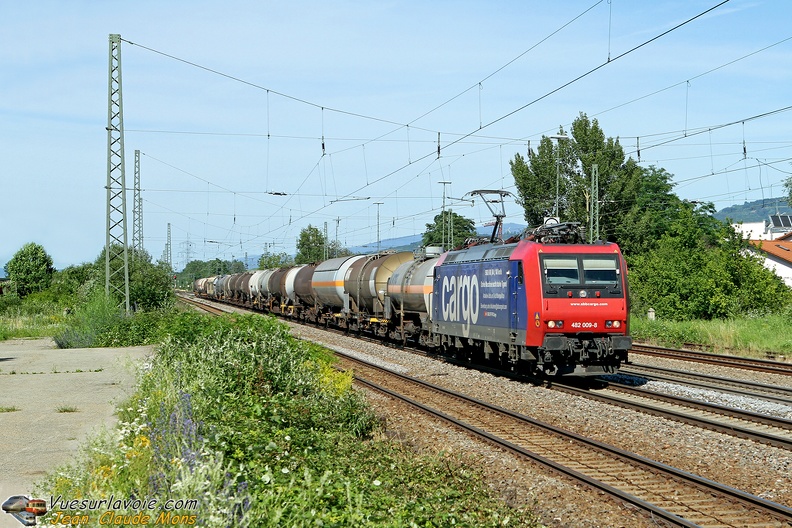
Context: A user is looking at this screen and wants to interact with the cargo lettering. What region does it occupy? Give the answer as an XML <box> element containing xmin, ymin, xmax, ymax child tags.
<box><xmin>441</xmin><ymin>273</ymin><xmax>480</xmax><ymax>336</ymax></box>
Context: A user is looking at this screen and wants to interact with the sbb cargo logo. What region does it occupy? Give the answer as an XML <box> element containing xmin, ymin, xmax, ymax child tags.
<box><xmin>439</xmin><ymin>272</ymin><xmax>480</xmax><ymax>336</ymax></box>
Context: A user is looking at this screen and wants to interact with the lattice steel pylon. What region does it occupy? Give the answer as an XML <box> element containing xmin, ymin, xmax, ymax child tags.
<box><xmin>132</xmin><ymin>149</ymin><xmax>143</xmax><ymax>253</ymax></box>
<box><xmin>105</xmin><ymin>33</ymin><xmax>130</xmax><ymax>313</ymax></box>
<box><xmin>164</xmin><ymin>223</ymin><xmax>172</xmax><ymax>269</ymax></box>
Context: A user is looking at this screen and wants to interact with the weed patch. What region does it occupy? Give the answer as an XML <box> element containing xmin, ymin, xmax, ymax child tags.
<box><xmin>38</xmin><ymin>312</ymin><xmax>541</xmax><ymax>527</ymax></box>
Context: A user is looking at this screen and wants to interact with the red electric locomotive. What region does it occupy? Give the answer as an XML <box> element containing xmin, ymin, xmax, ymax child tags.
<box><xmin>430</xmin><ymin>222</ymin><xmax>631</xmax><ymax>376</ymax></box>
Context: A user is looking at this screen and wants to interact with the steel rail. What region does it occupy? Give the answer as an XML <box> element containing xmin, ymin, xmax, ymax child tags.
<box><xmin>338</xmin><ymin>352</ymin><xmax>792</xmax><ymax>527</ymax></box>
<box><xmin>631</xmin><ymin>343</ymin><xmax>792</xmax><ymax>376</ymax></box>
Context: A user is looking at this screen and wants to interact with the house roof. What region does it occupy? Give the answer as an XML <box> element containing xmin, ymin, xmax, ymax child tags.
<box><xmin>778</xmin><ymin>231</ymin><xmax>792</xmax><ymax>241</ymax></box>
<box><xmin>749</xmin><ymin>239</ymin><xmax>792</xmax><ymax>265</ymax></box>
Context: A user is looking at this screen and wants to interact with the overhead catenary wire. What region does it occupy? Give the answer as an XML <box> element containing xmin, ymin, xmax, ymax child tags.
<box><xmin>126</xmin><ymin>0</ymin><xmax>792</xmax><ymax>263</ymax></box>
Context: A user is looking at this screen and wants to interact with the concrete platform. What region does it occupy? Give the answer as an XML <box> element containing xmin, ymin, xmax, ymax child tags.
<box><xmin>0</xmin><ymin>338</ymin><xmax>152</xmax><ymax>528</ymax></box>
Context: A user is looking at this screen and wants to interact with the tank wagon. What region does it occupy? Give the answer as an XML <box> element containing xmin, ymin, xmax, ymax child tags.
<box><xmin>194</xmin><ymin>223</ymin><xmax>631</xmax><ymax>377</ymax></box>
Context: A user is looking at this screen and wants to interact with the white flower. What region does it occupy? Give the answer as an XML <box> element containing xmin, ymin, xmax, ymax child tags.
<box><xmin>373</xmin><ymin>480</ymin><xmax>381</xmax><ymax>486</ymax></box>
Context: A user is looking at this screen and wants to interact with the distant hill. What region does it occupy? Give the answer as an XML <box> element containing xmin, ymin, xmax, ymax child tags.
<box><xmin>346</xmin><ymin>223</ymin><xmax>528</xmax><ymax>254</ymax></box>
<box><xmin>714</xmin><ymin>197</ymin><xmax>791</xmax><ymax>223</ymax></box>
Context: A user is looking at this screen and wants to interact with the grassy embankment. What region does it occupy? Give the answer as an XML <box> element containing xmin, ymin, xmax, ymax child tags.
<box><xmin>3</xmin><ymin>290</ymin><xmax>791</xmax><ymax>358</ymax></box>
<box><xmin>32</xmin><ymin>309</ymin><xmax>541</xmax><ymax>527</ymax></box>
<box><xmin>631</xmin><ymin>309</ymin><xmax>792</xmax><ymax>359</ymax></box>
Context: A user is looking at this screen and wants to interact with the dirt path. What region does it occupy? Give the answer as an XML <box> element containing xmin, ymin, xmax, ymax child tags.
<box><xmin>0</xmin><ymin>338</ymin><xmax>152</xmax><ymax>528</ymax></box>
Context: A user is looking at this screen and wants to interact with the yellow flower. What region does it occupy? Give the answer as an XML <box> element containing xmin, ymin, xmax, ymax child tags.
<box><xmin>94</xmin><ymin>465</ymin><xmax>114</xmax><ymax>479</ymax></box>
<box><xmin>133</xmin><ymin>435</ymin><xmax>151</xmax><ymax>449</ymax></box>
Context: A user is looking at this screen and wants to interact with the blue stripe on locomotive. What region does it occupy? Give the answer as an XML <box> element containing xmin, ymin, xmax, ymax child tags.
<box><xmin>432</xmin><ymin>258</ymin><xmax>528</xmax><ymax>341</ymax></box>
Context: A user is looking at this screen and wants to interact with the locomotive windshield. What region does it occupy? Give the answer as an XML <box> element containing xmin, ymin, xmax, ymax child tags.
<box><xmin>542</xmin><ymin>255</ymin><xmax>620</xmax><ymax>286</ymax></box>
<box><xmin>543</xmin><ymin>257</ymin><xmax>579</xmax><ymax>284</ymax></box>
<box><xmin>582</xmin><ymin>257</ymin><xmax>619</xmax><ymax>284</ymax></box>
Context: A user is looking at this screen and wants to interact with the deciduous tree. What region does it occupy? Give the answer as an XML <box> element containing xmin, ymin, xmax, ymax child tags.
<box><xmin>422</xmin><ymin>211</ymin><xmax>477</xmax><ymax>249</ymax></box>
<box><xmin>295</xmin><ymin>225</ymin><xmax>326</xmax><ymax>264</ymax></box>
<box><xmin>4</xmin><ymin>242</ymin><xmax>54</xmax><ymax>297</ymax></box>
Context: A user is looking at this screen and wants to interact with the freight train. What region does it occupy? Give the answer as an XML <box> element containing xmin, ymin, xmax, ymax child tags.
<box><xmin>193</xmin><ymin>221</ymin><xmax>631</xmax><ymax>377</ymax></box>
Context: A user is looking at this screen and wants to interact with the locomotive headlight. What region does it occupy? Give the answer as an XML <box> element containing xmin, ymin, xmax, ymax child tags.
<box><xmin>613</xmin><ymin>320</ymin><xmax>622</xmax><ymax>329</ymax></box>
<box><xmin>548</xmin><ymin>320</ymin><xmax>555</xmax><ymax>328</ymax></box>
<box><xmin>547</xmin><ymin>320</ymin><xmax>564</xmax><ymax>329</ymax></box>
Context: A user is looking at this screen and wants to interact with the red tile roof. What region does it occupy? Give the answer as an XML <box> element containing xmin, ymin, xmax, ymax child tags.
<box><xmin>749</xmin><ymin>239</ymin><xmax>792</xmax><ymax>265</ymax></box>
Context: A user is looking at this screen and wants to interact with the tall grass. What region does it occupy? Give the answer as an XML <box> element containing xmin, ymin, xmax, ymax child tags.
<box><xmin>0</xmin><ymin>292</ymin><xmax>68</xmax><ymax>340</ymax></box>
<box><xmin>631</xmin><ymin>308</ymin><xmax>792</xmax><ymax>358</ymax></box>
<box><xmin>52</xmin><ymin>291</ymin><xmax>123</xmax><ymax>348</ymax></box>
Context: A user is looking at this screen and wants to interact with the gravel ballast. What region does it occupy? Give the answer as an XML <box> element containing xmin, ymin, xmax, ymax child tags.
<box><xmin>286</xmin><ymin>323</ymin><xmax>792</xmax><ymax>527</ymax></box>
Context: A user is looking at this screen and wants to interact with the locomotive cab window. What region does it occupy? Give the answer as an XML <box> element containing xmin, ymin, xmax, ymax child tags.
<box><xmin>582</xmin><ymin>257</ymin><xmax>619</xmax><ymax>285</ymax></box>
<box><xmin>541</xmin><ymin>255</ymin><xmax>620</xmax><ymax>286</ymax></box>
<box><xmin>542</xmin><ymin>257</ymin><xmax>580</xmax><ymax>284</ymax></box>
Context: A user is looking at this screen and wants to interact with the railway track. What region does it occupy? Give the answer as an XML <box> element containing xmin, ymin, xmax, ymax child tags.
<box><xmin>180</xmin><ymin>293</ymin><xmax>792</xmax><ymax>450</ymax></box>
<box><xmin>616</xmin><ymin>364</ymin><xmax>792</xmax><ymax>406</ymax></box>
<box><xmin>178</xmin><ymin>294</ymin><xmax>792</xmax><ymax>524</ymax></box>
<box><xmin>338</xmin><ymin>352</ymin><xmax>792</xmax><ymax>527</ymax></box>
<box><xmin>631</xmin><ymin>343</ymin><xmax>792</xmax><ymax>376</ymax></box>
<box><xmin>553</xmin><ymin>381</ymin><xmax>792</xmax><ymax>451</ymax></box>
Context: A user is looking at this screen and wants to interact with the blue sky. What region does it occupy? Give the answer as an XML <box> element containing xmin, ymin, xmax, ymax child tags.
<box><xmin>2</xmin><ymin>1</ymin><xmax>791</xmax><ymax>273</ymax></box>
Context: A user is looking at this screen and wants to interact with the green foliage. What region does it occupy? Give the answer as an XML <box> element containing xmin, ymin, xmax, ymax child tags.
<box><xmin>628</xmin><ymin>205</ymin><xmax>792</xmax><ymax>320</ymax></box>
<box><xmin>511</xmin><ymin>146</ymin><xmax>559</xmax><ymax>226</ymax></box>
<box><xmin>53</xmin><ymin>290</ymin><xmax>124</xmax><ymax>348</ymax></box>
<box><xmin>4</xmin><ymin>242</ymin><xmax>55</xmax><ymax>297</ymax></box>
<box><xmin>258</xmin><ymin>251</ymin><xmax>294</xmax><ymax>270</ymax></box>
<box><xmin>178</xmin><ymin>257</ymin><xmax>245</xmax><ymax>289</ymax></box>
<box><xmin>608</xmin><ymin>165</ymin><xmax>684</xmax><ymax>256</ymax></box>
<box><xmin>48</xmin><ymin>263</ymin><xmax>96</xmax><ymax>309</ymax></box>
<box><xmin>93</xmin><ymin>246</ymin><xmax>175</xmax><ymax>311</ymax></box>
<box><xmin>785</xmin><ymin>175</ymin><xmax>792</xmax><ymax>207</ymax></box>
<box><xmin>129</xmin><ymin>253</ymin><xmax>175</xmax><ymax>310</ymax></box>
<box><xmin>0</xmin><ymin>292</ymin><xmax>22</xmax><ymax>315</ymax></box>
<box><xmin>632</xmin><ymin>309</ymin><xmax>792</xmax><ymax>356</ymax></box>
<box><xmin>295</xmin><ymin>224</ymin><xmax>326</xmax><ymax>264</ymax></box>
<box><xmin>714</xmin><ymin>197</ymin><xmax>792</xmax><ymax>222</ymax></box>
<box><xmin>94</xmin><ymin>309</ymin><xmax>172</xmax><ymax>347</ymax></box>
<box><xmin>422</xmin><ymin>211</ymin><xmax>477</xmax><ymax>249</ymax></box>
<box><xmin>41</xmin><ymin>311</ymin><xmax>540</xmax><ymax>526</ymax></box>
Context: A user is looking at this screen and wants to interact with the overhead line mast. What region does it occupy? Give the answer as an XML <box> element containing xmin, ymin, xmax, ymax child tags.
<box><xmin>133</xmin><ymin>149</ymin><xmax>143</xmax><ymax>253</ymax></box>
<box><xmin>105</xmin><ymin>33</ymin><xmax>130</xmax><ymax>313</ymax></box>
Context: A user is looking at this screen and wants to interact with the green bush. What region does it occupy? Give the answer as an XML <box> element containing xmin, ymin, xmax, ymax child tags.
<box><xmin>53</xmin><ymin>291</ymin><xmax>123</xmax><ymax>348</ymax></box>
<box><xmin>40</xmin><ymin>311</ymin><xmax>541</xmax><ymax>527</ymax></box>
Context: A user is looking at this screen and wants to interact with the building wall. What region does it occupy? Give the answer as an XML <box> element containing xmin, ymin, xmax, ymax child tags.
<box><xmin>733</xmin><ymin>221</ymin><xmax>769</xmax><ymax>240</ymax></box>
<box><xmin>760</xmin><ymin>254</ymin><xmax>792</xmax><ymax>288</ymax></box>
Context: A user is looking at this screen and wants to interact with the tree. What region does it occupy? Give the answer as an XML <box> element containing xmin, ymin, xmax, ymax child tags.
<box><xmin>93</xmin><ymin>246</ymin><xmax>174</xmax><ymax>311</ymax></box>
<box><xmin>295</xmin><ymin>225</ymin><xmax>326</xmax><ymax>264</ymax></box>
<box><xmin>129</xmin><ymin>250</ymin><xmax>175</xmax><ymax>310</ymax></box>
<box><xmin>49</xmin><ymin>262</ymin><xmax>96</xmax><ymax>305</ymax></box>
<box><xmin>608</xmin><ymin>165</ymin><xmax>684</xmax><ymax>256</ymax></box>
<box><xmin>511</xmin><ymin>145</ymin><xmax>561</xmax><ymax>226</ymax></box>
<box><xmin>4</xmin><ymin>242</ymin><xmax>54</xmax><ymax>297</ymax></box>
<box><xmin>785</xmin><ymin>175</ymin><xmax>792</xmax><ymax>206</ymax></box>
<box><xmin>422</xmin><ymin>211</ymin><xmax>477</xmax><ymax>249</ymax></box>
<box><xmin>180</xmin><ymin>258</ymin><xmax>245</xmax><ymax>281</ymax></box>
<box><xmin>628</xmin><ymin>203</ymin><xmax>792</xmax><ymax>320</ymax></box>
<box><xmin>512</xmin><ymin>113</ymin><xmax>639</xmax><ymax>243</ymax></box>
<box><xmin>258</xmin><ymin>251</ymin><xmax>294</xmax><ymax>269</ymax></box>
